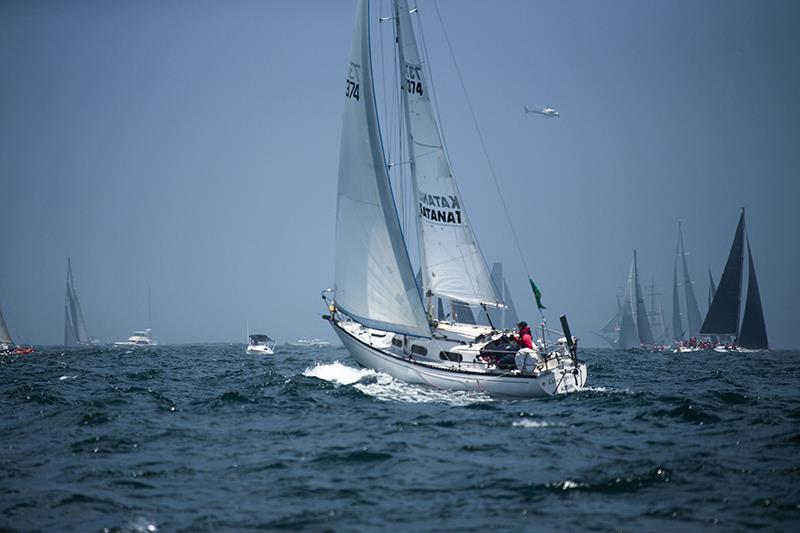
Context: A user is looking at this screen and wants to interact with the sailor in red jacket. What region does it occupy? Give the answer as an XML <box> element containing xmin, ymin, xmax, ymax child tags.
<box><xmin>515</xmin><ymin>321</ymin><xmax>533</xmax><ymax>350</ymax></box>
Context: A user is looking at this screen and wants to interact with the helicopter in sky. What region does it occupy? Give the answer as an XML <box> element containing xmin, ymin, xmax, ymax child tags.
<box><xmin>524</xmin><ymin>105</ymin><xmax>559</xmax><ymax>117</ymax></box>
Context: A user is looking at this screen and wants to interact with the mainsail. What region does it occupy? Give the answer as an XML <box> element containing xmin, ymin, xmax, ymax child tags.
<box><xmin>632</xmin><ymin>251</ymin><xmax>655</xmax><ymax>345</ymax></box>
<box><xmin>678</xmin><ymin>223</ymin><xmax>702</xmax><ymax>336</ymax></box>
<box><xmin>738</xmin><ymin>236</ymin><xmax>768</xmax><ymax>349</ymax></box>
<box><xmin>333</xmin><ymin>0</ymin><xmax>431</xmax><ymax>338</ymax></box>
<box><xmin>64</xmin><ymin>258</ymin><xmax>91</xmax><ymax>346</ymax></box>
<box><xmin>0</xmin><ymin>301</ymin><xmax>13</xmax><ymax>345</ymax></box>
<box><xmin>394</xmin><ymin>0</ymin><xmax>501</xmax><ymax>308</ymax></box>
<box><xmin>700</xmin><ymin>211</ymin><xmax>745</xmax><ymax>337</ymax></box>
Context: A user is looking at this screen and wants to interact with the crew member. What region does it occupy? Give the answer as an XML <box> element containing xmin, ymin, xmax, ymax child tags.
<box><xmin>515</xmin><ymin>321</ymin><xmax>533</xmax><ymax>350</ymax></box>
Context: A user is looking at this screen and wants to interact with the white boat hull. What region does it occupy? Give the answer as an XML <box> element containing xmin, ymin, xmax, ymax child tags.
<box><xmin>246</xmin><ymin>345</ymin><xmax>275</xmax><ymax>355</ymax></box>
<box><xmin>332</xmin><ymin>321</ymin><xmax>586</xmax><ymax>398</ymax></box>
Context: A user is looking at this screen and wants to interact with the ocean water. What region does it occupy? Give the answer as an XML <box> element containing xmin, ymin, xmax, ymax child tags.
<box><xmin>1</xmin><ymin>344</ymin><xmax>798</xmax><ymax>532</ymax></box>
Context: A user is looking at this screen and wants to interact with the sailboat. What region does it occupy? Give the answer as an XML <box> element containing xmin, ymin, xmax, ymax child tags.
<box><xmin>64</xmin><ymin>258</ymin><xmax>94</xmax><ymax>347</ymax></box>
<box><xmin>0</xmin><ymin>300</ymin><xmax>33</xmax><ymax>355</ymax></box>
<box><xmin>700</xmin><ymin>208</ymin><xmax>768</xmax><ymax>351</ymax></box>
<box><xmin>322</xmin><ymin>0</ymin><xmax>585</xmax><ymax>398</ymax></box>
<box><xmin>594</xmin><ymin>296</ymin><xmax>621</xmax><ymax>349</ymax></box>
<box><xmin>616</xmin><ymin>250</ymin><xmax>656</xmax><ymax>349</ymax></box>
<box><xmin>114</xmin><ymin>286</ymin><xmax>157</xmax><ymax>347</ymax></box>
<box><xmin>671</xmin><ymin>223</ymin><xmax>705</xmax><ymax>351</ymax></box>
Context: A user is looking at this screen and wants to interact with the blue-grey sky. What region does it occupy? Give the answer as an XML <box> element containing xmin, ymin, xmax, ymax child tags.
<box><xmin>1</xmin><ymin>0</ymin><xmax>798</xmax><ymax>347</ymax></box>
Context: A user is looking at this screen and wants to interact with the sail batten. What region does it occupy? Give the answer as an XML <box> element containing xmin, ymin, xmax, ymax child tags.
<box><xmin>394</xmin><ymin>0</ymin><xmax>500</xmax><ymax>308</ymax></box>
<box><xmin>333</xmin><ymin>0</ymin><xmax>431</xmax><ymax>338</ymax></box>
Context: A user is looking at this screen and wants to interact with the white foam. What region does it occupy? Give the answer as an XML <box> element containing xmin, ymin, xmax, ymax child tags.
<box><xmin>303</xmin><ymin>361</ymin><xmax>377</xmax><ymax>386</ymax></box>
<box><xmin>512</xmin><ymin>419</ymin><xmax>565</xmax><ymax>429</ymax></box>
<box><xmin>303</xmin><ymin>361</ymin><xmax>492</xmax><ymax>406</ymax></box>
<box><xmin>58</xmin><ymin>375</ymin><xmax>77</xmax><ymax>381</ymax></box>
<box><xmin>581</xmin><ymin>385</ymin><xmax>635</xmax><ymax>395</ymax></box>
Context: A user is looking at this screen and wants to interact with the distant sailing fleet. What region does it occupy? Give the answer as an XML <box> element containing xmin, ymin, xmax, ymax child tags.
<box><xmin>0</xmin><ymin>258</ymin><xmax>155</xmax><ymax>354</ymax></box>
<box><xmin>596</xmin><ymin>208</ymin><xmax>768</xmax><ymax>352</ymax></box>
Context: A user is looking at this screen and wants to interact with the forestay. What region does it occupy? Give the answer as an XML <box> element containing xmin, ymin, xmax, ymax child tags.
<box><xmin>395</xmin><ymin>0</ymin><xmax>501</xmax><ymax>307</ymax></box>
<box><xmin>334</xmin><ymin>0</ymin><xmax>431</xmax><ymax>338</ymax></box>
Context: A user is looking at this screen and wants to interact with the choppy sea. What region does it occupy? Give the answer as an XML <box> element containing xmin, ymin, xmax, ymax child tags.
<box><xmin>1</xmin><ymin>344</ymin><xmax>798</xmax><ymax>532</ymax></box>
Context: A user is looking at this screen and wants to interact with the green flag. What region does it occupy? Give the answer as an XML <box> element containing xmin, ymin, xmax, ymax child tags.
<box><xmin>528</xmin><ymin>277</ymin><xmax>546</xmax><ymax>310</ymax></box>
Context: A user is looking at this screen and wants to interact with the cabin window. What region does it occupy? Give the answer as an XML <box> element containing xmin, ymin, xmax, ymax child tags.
<box><xmin>392</xmin><ymin>338</ymin><xmax>402</xmax><ymax>348</ymax></box>
<box><xmin>439</xmin><ymin>351</ymin><xmax>462</xmax><ymax>362</ymax></box>
<box><xmin>411</xmin><ymin>345</ymin><xmax>428</xmax><ymax>356</ymax></box>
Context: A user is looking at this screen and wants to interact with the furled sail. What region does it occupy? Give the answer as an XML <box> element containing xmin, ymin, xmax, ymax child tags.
<box><xmin>0</xmin><ymin>302</ymin><xmax>13</xmax><ymax>345</ymax></box>
<box><xmin>738</xmin><ymin>236</ymin><xmax>768</xmax><ymax>349</ymax></box>
<box><xmin>64</xmin><ymin>258</ymin><xmax>90</xmax><ymax>346</ymax></box>
<box><xmin>700</xmin><ymin>210</ymin><xmax>745</xmax><ymax>336</ymax></box>
<box><xmin>334</xmin><ymin>0</ymin><xmax>431</xmax><ymax>338</ymax></box>
<box><xmin>394</xmin><ymin>0</ymin><xmax>501</xmax><ymax>307</ymax></box>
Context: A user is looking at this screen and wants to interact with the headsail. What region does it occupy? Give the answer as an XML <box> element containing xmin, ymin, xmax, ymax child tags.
<box><xmin>394</xmin><ymin>0</ymin><xmax>501</xmax><ymax>308</ymax></box>
<box><xmin>0</xmin><ymin>301</ymin><xmax>13</xmax><ymax>345</ymax></box>
<box><xmin>700</xmin><ymin>210</ymin><xmax>745</xmax><ymax>337</ymax></box>
<box><xmin>738</xmin><ymin>236</ymin><xmax>768</xmax><ymax>349</ymax></box>
<box><xmin>334</xmin><ymin>0</ymin><xmax>431</xmax><ymax>338</ymax></box>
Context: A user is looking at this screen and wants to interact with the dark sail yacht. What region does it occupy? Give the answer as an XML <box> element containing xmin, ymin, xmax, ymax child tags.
<box><xmin>700</xmin><ymin>208</ymin><xmax>768</xmax><ymax>351</ymax></box>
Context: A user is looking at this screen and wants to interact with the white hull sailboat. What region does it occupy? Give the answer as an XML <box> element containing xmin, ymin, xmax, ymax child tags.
<box><xmin>323</xmin><ymin>1</ymin><xmax>586</xmax><ymax>398</ymax></box>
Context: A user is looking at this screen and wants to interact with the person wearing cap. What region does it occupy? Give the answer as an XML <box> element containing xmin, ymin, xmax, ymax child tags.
<box><xmin>515</xmin><ymin>321</ymin><xmax>533</xmax><ymax>350</ymax></box>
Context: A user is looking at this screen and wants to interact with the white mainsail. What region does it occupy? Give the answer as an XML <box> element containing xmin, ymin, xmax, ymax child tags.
<box><xmin>334</xmin><ymin>0</ymin><xmax>431</xmax><ymax>338</ymax></box>
<box><xmin>395</xmin><ymin>0</ymin><xmax>501</xmax><ymax>308</ymax></box>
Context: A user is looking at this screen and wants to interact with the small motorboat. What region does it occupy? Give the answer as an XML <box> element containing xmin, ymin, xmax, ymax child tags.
<box><xmin>247</xmin><ymin>334</ymin><xmax>276</xmax><ymax>355</ymax></box>
<box><xmin>114</xmin><ymin>328</ymin><xmax>156</xmax><ymax>347</ymax></box>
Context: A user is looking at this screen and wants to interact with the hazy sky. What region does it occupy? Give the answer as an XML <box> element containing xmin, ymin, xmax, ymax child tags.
<box><xmin>1</xmin><ymin>0</ymin><xmax>798</xmax><ymax>347</ymax></box>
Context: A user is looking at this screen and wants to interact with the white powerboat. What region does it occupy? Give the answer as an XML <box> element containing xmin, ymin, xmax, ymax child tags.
<box><xmin>247</xmin><ymin>334</ymin><xmax>276</xmax><ymax>354</ymax></box>
<box><xmin>114</xmin><ymin>328</ymin><xmax>156</xmax><ymax>347</ymax></box>
<box><xmin>322</xmin><ymin>1</ymin><xmax>586</xmax><ymax>398</ymax></box>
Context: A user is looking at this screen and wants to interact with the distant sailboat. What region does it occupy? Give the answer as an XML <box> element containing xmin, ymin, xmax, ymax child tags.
<box><xmin>594</xmin><ymin>296</ymin><xmax>621</xmax><ymax>348</ymax></box>
<box><xmin>322</xmin><ymin>0</ymin><xmax>585</xmax><ymax>397</ymax></box>
<box><xmin>64</xmin><ymin>258</ymin><xmax>92</xmax><ymax>347</ymax></box>
<box><xmin>0</xmin><ymin>300</ymin><xmax>33</xmax><ymax>355</ymax></box>
<box><xmin>617</xmin><ymin>250</ymin><xmax>655</xmax><ymax>349</ymax></box>
<box><xmin>700</xmin><ymin>208</ymin><xmax>768</xmax><ymax>350</ymax></box>
<box><xmin>0</xmin><ymin>301</ymin><xmax>14</xmax><ymax>348</ymax></box>
<box><xmin>484</xmin><ymin>262</ymin><xmax>520</xmax><ymax>330</ymax></box>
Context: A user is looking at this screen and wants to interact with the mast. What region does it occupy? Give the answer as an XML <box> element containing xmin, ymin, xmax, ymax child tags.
<box><xmin>700</xmin><ymin>209</ymin><xmax>745</xmax><ymax>339</ymax></box>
